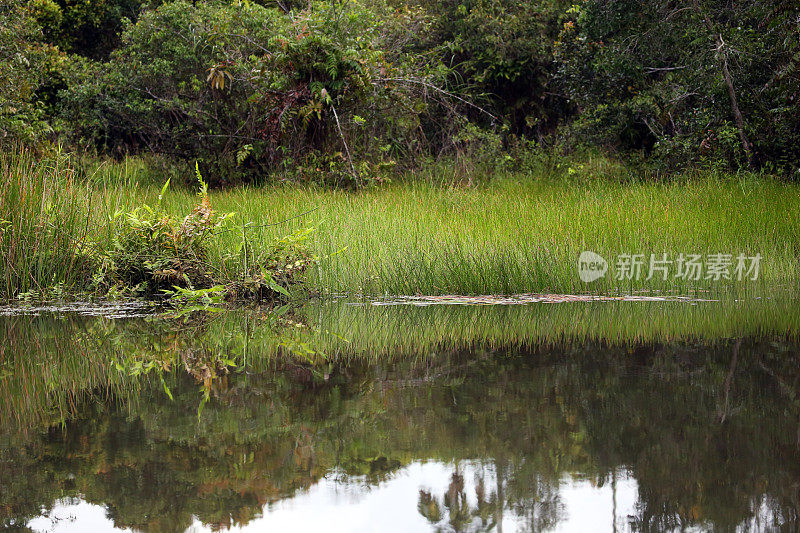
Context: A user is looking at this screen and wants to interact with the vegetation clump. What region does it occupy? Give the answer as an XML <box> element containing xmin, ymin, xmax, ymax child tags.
<box><xmin>0</xmin><ymin>148</ymin><xmax>313</xmax><ymax>301</ymax></box>
<box><xmin>98</xmin><ymin>170</ymin><xmax>231</xmax><ymax>296</ymax></box>
<box><xmin>97</xmin><ymin>167</ymin><xmax>314</xmax><ymax>301</ymax></box>
<box><xmin>0</xmin><ymin>147</ymin><xmax>94</xmax><ymax>298</ymax></box>
<box><xmin>224</xmin><ymin>228</ymin><xmax>316</xmax><ymax>302</ymax></box>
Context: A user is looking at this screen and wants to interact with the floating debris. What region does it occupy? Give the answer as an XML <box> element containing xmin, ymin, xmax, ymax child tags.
<box><xmin>370</xmin><ymin>293</ymin><xmax>717</xmax><ymax>307</ymax></box>
<box><xmin>0</xmin><ymin>300</ymin><xmax>158</xmax><ymax>318</ymax></box>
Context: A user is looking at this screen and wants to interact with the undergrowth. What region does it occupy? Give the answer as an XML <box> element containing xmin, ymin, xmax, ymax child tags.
<box><xmin>0</xmin><ymin>146</ymin><xmax>95</xmax><ymax>297</ymax></box>
<box><xmin>94</xmin><ymin>164</ymin><xmax>316</xmax><ymax>302</ymax></box>
<box><xmin>2</xmin><ymin>149</ymin><xmax>314</xmax><ymax>302</ymax></box>
<box><xmin>3</xmin><ymin>146</ymin><xmax>800</xmax><ymax>300</ymax></box>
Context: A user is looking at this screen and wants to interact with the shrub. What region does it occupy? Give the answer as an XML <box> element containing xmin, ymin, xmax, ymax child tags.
<box><xmin>414</xmin><ymin>0</ymin><xmax>570</xmax><ymax>137</ymax></box>
<box><xmin>62</xmin><ymin>0</ymin><xmax>442</xmax><ymax>186</ymax></box>
<box><xmin>29</xmin><ymin>0</ymin><xmax>147</xmax><ymax>58</ymax></box>
<box><xmin>554</xmin><ymin>0</ymin><xmax>800</xmax><ymax>172</ymax></box>
<box><xmin>101</xmin><ymin>173</ymin><xmax>233</xmax><ymax>295</ymax></box>
<box><xmin>99</xmin><ymin>165</ymin><xmax>313</xmax><ymax>300</ymax></box>
<box><xmin>225</xmin><ymin>227</ymin><xmax>316</xmax><ymax>301</ymax></box>
<box><xmin>0</xmin><ymin>0</ymin><xmax>65</xmax><ymax>144</ymax></box>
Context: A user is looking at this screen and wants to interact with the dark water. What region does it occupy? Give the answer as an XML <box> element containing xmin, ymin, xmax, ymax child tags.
<box><xmin>1</xmin><ymin>300</ymin><xmax>799</xmax><ymax>532</ymax></box>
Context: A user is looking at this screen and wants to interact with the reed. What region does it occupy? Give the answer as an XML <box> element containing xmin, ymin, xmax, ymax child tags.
<box><xmin>3</xmin><ymin>148</ymin><xmax>800</xmax><ymax>298</ymax></box>
<box><xmin>0</xmin><ymin>147</ymin><xmax>95</xmax><ymax>297</ymax></box>
<box><xmin>195</xmin><ymin>174</ymin><xmax>800</xmax><ymax>296</ymax></box>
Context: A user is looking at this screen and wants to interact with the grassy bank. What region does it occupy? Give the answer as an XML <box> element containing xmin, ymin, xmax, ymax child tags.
<box><xmin>3</xmin><ymin>150</ymin><xmax>800</xmax><ymax>298</ymax></box>
<box><xmin>202</xmin><ymin>176</ymin><xmax>800</xmax><ymax>296</ymax></box>
<box><xmin>0</xmin><ymin>149</ymin><xmax>96</xmax><ymax>297</ymax></box>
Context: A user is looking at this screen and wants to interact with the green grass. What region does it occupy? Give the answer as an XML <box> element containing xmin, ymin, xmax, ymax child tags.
<box><xmin>174</xmin><ymin>173</ymin><xmax>800</xmax><ymax>297</ymax></box>
<box><xmin>3</xmin><ymin>148</ymin><xmax>800</xmax><ymax>298</ymax></box>
<box><xmin>0</xmin><ymin>148</ymin><xmax>96</xmax><ymax>297</ymax></box>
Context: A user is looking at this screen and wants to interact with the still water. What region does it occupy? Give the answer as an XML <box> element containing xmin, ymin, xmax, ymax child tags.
<box><xmin>1</xmin><ymin>298</ymin><xmax>799</xmax><ymax>532</ymax></box>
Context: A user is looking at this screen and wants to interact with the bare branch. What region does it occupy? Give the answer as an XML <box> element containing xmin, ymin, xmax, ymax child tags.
<box><xmin>377</xmin><ymin>77</ymin><xmax>498</xmax><ymax>122</ymax></box>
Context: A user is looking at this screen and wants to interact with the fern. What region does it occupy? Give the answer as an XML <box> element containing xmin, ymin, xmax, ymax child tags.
<box><xmin>195</xmin><ymin>162</ymin><xmax>208</xmax><ymax>199</ymax></box>
<box><xmin>325</xmin><ymin>53</ymin><xmax>339</xmax><ymax>80</ymax></box>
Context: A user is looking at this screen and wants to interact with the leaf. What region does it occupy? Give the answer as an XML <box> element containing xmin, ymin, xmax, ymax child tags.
<box><xmin>160</xmin><ymin>374</ymin><xmax>174</xmax><ymax>401</ymax></box>
<box><xmin>157</xmin><ymin>178</ymin><xmax>171</xmax><ymax>208</ymax></box>
<box><xmin>269</xmin><ymin>278</ymin><xmax>290</xmax><ymax>297</ymax></box>
<box><xmin>195</xmin><ymin>162</ymin><xmax>208</xmax><ymax>198</ymax></box>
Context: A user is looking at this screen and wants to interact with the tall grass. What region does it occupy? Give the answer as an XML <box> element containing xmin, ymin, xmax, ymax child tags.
<box><xmin>0</xmin><ymin>148</ymin><xmax>94</xmax><ymax>297</ymax></box>
<box><xmin>3</xmin><ymin>148</ymin><xmax>800</xmax><ymax>298</ymax></box>
<box><xmin>188</xmin><ymin>174</ymin><xmax>800</xmax><ymax>296</ymax></box>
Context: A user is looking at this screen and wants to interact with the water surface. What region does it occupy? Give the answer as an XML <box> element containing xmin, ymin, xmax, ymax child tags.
<box><xmin>1</xmin><ymin>298</ymin><xmax>799</xmax><ymax>532</ymax></box>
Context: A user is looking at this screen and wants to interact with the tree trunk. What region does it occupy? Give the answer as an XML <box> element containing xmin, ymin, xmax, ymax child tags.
<box><xmin>693</xmin><ymin>0</ymin><xmax>753</xmax><ymax>166</ymax></box>
<box><xmin>716</xmin><ymin>35</ymin><xmax>753</xmax><ymax>165</ymax></box>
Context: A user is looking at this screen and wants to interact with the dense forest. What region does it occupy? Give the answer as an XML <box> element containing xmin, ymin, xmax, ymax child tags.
<box><xmin>2</xmin><ymin>0</ymin><xmax>799</xmax><ymax>185</ymax></box>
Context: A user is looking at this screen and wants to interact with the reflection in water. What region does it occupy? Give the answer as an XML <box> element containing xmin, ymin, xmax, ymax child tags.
<box><xmin>1</xmin><ymin>299</ymin><xmax>799</xmax><ymax>532</ymax></box>
<box><xmin>28</xmin><ymin>464</ymin><xmax>641</xmax><ymax>533</ymax></box>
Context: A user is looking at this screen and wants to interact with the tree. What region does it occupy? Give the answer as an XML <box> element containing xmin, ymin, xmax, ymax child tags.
<box><xmin>555</xmin><ymin>0</ymin><xmax>800</xmax><ymax>171</ymax></box>
<box><xmin>0</xmin><ymin>0</ymin><xmax>64</xmax><ymax>143</ymax></box>
<box><xmin>61</xmin><ymin>0</ymin><xmax>444</xmax><ymax>185</ymax></box>
<box><xmin>415</xmin><ymin>0</ymin><xmax>572</xmax><ymax>138</ymax></box>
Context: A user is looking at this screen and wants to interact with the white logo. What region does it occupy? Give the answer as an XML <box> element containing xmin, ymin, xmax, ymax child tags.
<box><xmin>576</xmin><ymin>251</ymin><xmax>761</xmax><ymax>282</ymax></box>
<box><xmin>578</xmin><ymin>251</ymin><xmax>608</xmax><ymax>283</ymax></box>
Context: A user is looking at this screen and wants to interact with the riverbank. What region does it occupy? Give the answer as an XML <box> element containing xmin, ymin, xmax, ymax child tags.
<box><xmin>3</xmin><ymin>150</ymin><xmax>800</xmax><ymax>299</ymax></box>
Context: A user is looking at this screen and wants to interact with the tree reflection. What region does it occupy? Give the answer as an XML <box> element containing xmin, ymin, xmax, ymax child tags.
<box><xmin>0</xmin><ymin>313</ymin><xmax>799</xmax><ymax>531</ymax></box>
<box><xmin>417</xmin><ymin>470</ymin><xmax>496</xmax><ymax>532</ymax></box>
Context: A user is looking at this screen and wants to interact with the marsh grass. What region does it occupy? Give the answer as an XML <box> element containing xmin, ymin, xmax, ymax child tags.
<box><xmin>3</xmin><ymin>148</ymin><xmax>800</xmax><ymax>298</ymax></box>
<box><xmin>0</xmin><ymin>148</ymin><xmax>95</xmax><ymax>297</ymax></box>
<box><xmin>190</xmin><ymin>174</ymin><xmax>800</xmax><ymax>296</ymax></box>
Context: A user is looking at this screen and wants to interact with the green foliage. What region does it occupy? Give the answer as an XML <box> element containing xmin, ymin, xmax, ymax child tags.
<box><xmin>416</xmin><ymin>0</ymin><xmax>570</xmax><ymax>136</ymax></box>
<box><xmin>163</xmin><ymin>284</ymin><xmax>226</xmax><ymax>309</ymax></box>
<box><xmin>93</xmin><ymin>165</ymin><xmax>314</xmax><ymax>301</ymax></box>
<box><xmin>62</xmin><ymin>0</ymin><xmax>439</xmax><ymax>185</ymax></box>
<box><xmin>555</xmin><ymin>0</ymin><xmax>800</xmax><ymax>171</ymax></box>
<box><xmin>0</xmin><ymin>0</ymin><xmax>65</xmax><ymax>143</ymax></box>
<box><xmin>225</xmin><ymin>227</ymin><xmax>317</xmax><ymax>301</ymax></box>
<box><xmin>6</xmin><ymin>0</ymin><xmax>800</xmax><ymax>174</ymax></box>
<box><xmin>29</xmin><ymin>0</ymin><xmax>148</xmax><ymax>58</ymax></box>
<box><xmin>0</xmin><ymin>146</ymin><xmax>95</xmax><ymax>297</ymax></box>
<box><xmin>100</xmin><ymin>173</ymin><xmax>234</xmax><ymax>295</ymax></box>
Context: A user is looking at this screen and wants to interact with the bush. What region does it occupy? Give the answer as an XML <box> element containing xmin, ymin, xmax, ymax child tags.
<box><xmin>101</xmin><ymin>173</ymin><xmax>232</xmax><ymax>295</ymax></box>
<box><xmin>62</xmin><ymin>0</ymin><xmax>443</xmax><ymax>186</ymax></box>
<box><xmin>554</xmin><ymin>0</ymin><xmax>800</xmax><ymax>172</ymax></box>
<box><xmin>415</xmin><ymin>0</ymin><xmax>570</xmax><ymax>138</ymax></box>
<box><xmin>0</xmin><ymin>0</ymin><xmax>65</xmax><ymax>144</ymax></box>
<box><xmin>29</xmin><ymin>0</ymin><xmax>147</xmax><ymax>58</ymax></box>
<box><xmin>99</xmin><ymin>165</ymin><xmax>313</xmax><ymax>300</ymax></box>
